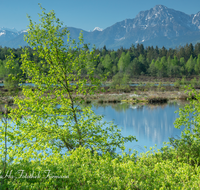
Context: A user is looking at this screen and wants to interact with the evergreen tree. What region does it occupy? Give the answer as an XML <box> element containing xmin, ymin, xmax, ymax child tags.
<box><xmin>102</xmin><ymin>54</ymin><xmax>113</xmax><ymax>76</ymax></box>
<box><xmin>148</xmin><ymin>59</ymin><xmax>157</xmax><ymax>76</ymax></box>
<box><xmin>194</xmin><ymin>54</ymin><xmax>200</xmax><ymax>75</ymax></box>
<box><xmin>180</xmin><ymin>57</ymin><xmax>186</xmax><ymax>75</ymax></box>
<box><xmin>186</xmin><ymin>55</ymin><xmax>195</xmax><ymax>75</ymax></box>
<box><xmin>117</xmin><ymin>52</ymin><xmax>131</xmax><ymax>72</ymax></box>
<box><xmin>194</xmin><ymin>43</ymin><xmax>200</xmax><ymax>57</ymax></box>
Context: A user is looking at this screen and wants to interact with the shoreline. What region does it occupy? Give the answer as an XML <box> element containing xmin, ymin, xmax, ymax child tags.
<box><xmin>0</xmin><ymin>84</ymin><xmax>199</xmax><ymax>105</ymax></box>
<box><xmin>86</xmin><ymin>90</ymin><xmax>193</xmax><ymax>104</ymax></box>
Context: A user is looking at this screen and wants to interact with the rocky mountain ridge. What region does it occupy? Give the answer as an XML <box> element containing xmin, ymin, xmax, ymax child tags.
<box><xmin>1</xmin><ymin>5</ymin><xmax>200</xmax><ymax>50</ymax></box>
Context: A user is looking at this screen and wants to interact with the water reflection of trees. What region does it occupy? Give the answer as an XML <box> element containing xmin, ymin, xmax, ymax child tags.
<box><xmin>92</xmin><ymin>102</ymin><xmax>187</xmax><ymax>145</ymax></box>
<box><xmin>93</xmin><ymin>101</ymin><xmax>188</xmax><ymax>112</ymax></box>
<box><xmin>93</xmin><ymin>102</ymin><xmax>130</xmax><ymax>112</ymax></box>
<box><xmin>128</xmin><ymin>104</ymin><xmax>183</xmax><ymax>144</ymax></box>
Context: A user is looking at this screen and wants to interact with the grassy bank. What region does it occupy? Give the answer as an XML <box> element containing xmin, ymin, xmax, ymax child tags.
<box><xmin>84</xmin><ymin>85</ymin><xmax>198</xmax><ymax>104</ymax></box>
<box><xmin>0</xmin><ymin>83</ymin><xmax>199</xmax><ymax>106</ymax></box>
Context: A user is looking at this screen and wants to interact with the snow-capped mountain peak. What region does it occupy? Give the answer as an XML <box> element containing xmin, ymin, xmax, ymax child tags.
<box><xmin>1</xmin><ymin>5</ymin><xmax>200</xmax><ymax>50</ymax></box>
<box><xmin>19</xmin><ymin>29</ymin><xmax>29</xmax><ymax>33</ymax></box>
<box><xmin>92</xmin><ymin>27</ymin><xmax>103</xmax><ymax>32</ymax></box>
<box><xmin>0</xmin><ymin>32</ymin><xmax>5</xmax><ymax>36</ymax></box>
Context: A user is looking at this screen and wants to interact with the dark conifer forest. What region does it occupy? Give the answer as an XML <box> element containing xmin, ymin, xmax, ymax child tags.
<box><xmin>0</xmin><ymin>43</ymin><xmax>200</xmax><ymax>83</ymax></box>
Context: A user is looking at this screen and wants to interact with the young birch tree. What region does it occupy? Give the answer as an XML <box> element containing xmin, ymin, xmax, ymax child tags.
<box><xmin>5</xmin><ymin>5</ymin><xmax>136</xmax><ymax>162</ymax></box>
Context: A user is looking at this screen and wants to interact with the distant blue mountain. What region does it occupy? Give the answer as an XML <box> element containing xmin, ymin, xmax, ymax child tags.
<box><xmin>1</xmin><ymin>5</ymin><xmax>200</xmax><ymax>50</ymax></box>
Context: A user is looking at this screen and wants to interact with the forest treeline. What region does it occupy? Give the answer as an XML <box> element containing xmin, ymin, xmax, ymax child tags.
<box><xmin>94</xmin><ymin>43</ymin><xmax>200</xmax><ymax>78</ymax></box>
<box><xmin>0</xmin><ymin>42</ymin><xmax>200</xmax><ymax>82</ymax></box>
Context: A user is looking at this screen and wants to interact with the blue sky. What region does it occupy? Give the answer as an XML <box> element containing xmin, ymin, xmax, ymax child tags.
<box><xmin>1</xmin><ymin>0</ymin><xmax>200</xmax><ymax>31</ymax></box>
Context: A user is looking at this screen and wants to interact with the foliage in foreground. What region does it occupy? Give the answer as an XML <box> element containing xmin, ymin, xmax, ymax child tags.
<box><xmin>0</xmin><ymin>5</ymin><xmax>136</xmax><ymax>189</ymax></box>
<box><xmin>1</xmin><ymin>85</ymin><xmax>198</xmax><ymax>189</ymax></box>
<box><xmin>0</xmin><ymin>5</ymin><xmax>136</xmax><ymax>162</ymax></box>
<box><xmin>1</xmin><ymin>4</ymin><xmax>200</xmax><ymax>189</ymax></box>
<box><xmin>1</xmin><ymin>86</ymin><xmax>200</xmax><ymax>189</ymax></box>
<box><xmin>0</xmin><ymin>146</ymin><xmax>200</xmax><ymax>189</ymax></box>
<box><xmin>169</xmin><ymin>85</ymin><xmax>200</xmax><ymax>166</ymax></box>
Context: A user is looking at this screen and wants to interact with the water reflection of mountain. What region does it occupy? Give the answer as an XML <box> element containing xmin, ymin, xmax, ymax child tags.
<box><xmin>92</xmin><ymin>102</ymin><xmax>187</xmax><ymax>153</ymax></box>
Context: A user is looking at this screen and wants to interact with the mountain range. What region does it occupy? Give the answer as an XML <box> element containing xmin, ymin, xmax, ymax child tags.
<box><xmin>1</xmin><ymin>5</ymin><xmax>200</xmax><ymax>50</ymax></box>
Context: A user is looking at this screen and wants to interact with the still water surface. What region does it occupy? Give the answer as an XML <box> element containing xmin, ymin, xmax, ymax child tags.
<box><xmin>91</xmin><ymin>102</ymin><xmax>185</xmax><ymax>154</ymax></box>
<box><xmin>0</xmin><ymin>101</ymin><xmax>186</xmax><ymax>155</ymax></box>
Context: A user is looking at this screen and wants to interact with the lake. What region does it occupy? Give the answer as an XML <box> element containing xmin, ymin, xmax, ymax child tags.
<box><xmin>91</xmin><ymin>101</ymin><xmax>186</xmax><ymax>154</ymax></box>
<box><xmin>0</xmin><ymin>101</ymin><xmax>187</xmax><ymax>155</ymax></box>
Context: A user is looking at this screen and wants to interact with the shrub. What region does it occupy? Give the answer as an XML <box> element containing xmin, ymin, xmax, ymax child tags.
<box><xmin>174</xmin><ymin>79</ymin><xmax>181</xmax><ymax>88</ymax></box>
<box><xmin>170</xmin><ymin>87</ymin><xmax>200</xmax><ymax>166</ymax></box>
